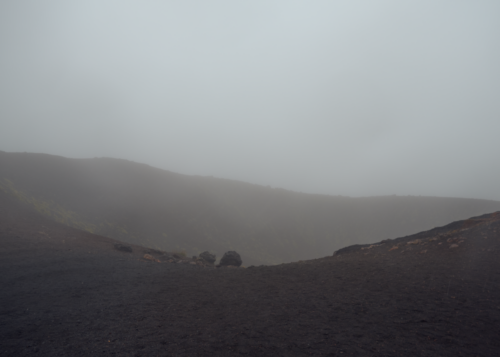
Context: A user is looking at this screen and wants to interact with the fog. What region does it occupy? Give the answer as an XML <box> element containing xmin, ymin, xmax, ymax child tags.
<box><xmin>1</xmin><ymin>1</ymin><xmax>499</xmax><ymax>200</ymax></box>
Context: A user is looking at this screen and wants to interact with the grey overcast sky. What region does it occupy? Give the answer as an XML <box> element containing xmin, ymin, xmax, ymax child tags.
<box><xmin>1</xmin><ymin>1</ymin><xmax>499</xmax><ymax>200</ymax></box>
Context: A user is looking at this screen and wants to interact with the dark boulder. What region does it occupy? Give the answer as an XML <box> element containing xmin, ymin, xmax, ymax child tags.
<box><xmin>199</xmin><ymin>251</ymin><xmax>216</xmax><ymax>264</ymax></box>
<box><xmin>219</xmin><ymin>251</ymin><xmax>242</xmax><ymax>267</ymax></box>
<box><xmin>114</xmin><ymin>244</ymin><xmax>132</xmax><ymax>253</ymax></box>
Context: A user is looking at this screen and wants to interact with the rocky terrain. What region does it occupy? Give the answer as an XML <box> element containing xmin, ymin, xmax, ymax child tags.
<box><xmin>1</xmin><ymin>189</ymin><xmax>499</xmax><ymax>356</ymax></box>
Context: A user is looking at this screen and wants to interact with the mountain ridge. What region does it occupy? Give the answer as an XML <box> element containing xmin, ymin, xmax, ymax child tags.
<box><xmin>2</xmin><ymin>150</ymin><xmax>500</xmax><ymax>265</ymax></box>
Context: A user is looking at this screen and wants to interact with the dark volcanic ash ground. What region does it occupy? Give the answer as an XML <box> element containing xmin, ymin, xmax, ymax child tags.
<box><xmin>1</xmin><ymin>191</ymin><xmax>499</xmax><ymax>356</ymax></box>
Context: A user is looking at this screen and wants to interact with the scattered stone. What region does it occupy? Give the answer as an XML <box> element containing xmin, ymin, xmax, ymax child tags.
<box><xmin>449</xmin><ymin>244</ymin><xmax>459</xmax><ymax>249</ymax></box>
<box><xmin>407</xmin><ymin>239</ymin><xmax>421</xmax><ymax>245</ymax></box>
<box><xmin>114</xmin><ymin>244</ymin><xmax>133</xmax><ymax>253</ymax></box>
<box><xmin>420</xmin><ymin>250</ymin><xmax>427</xmax><ymax>254</ymax></box>
<box><xmin>389</xmin><ymin>246</ymin><xmax>399</xmax><ymax>251</ymax></box>
<box><xmin>189</xmin><ymin>261</ymin><xmax>196</xmax><ymax>265</ymax></box>
<box><xmin>145</xmin><ymin>248</ymin><xmax>165</xmax><ymax>256</ymax></box>
<box><xmin>143</xmin><ymin>254</ymin><xmax>157</xmax><ymax>261</ymax></box>
<box><xmin>219</xmin><ymin>251</ymin><xmax>242</xmax><ymax>267</ymax></box>
<box><xmin>362</xmin><ymin>244</ymin><xmax>383</xmax><ymax>250</ymax></box>
<box><xmin>199</xmin><ymin>251</ymin><xmax>216</xmax><ymax>264</ymax></box>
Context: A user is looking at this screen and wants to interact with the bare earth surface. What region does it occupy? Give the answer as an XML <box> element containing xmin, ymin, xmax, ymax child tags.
<box><xmin>1</xmin><ymin>191</ymin><xmax>499</xmax><ymax>356</ymax></box>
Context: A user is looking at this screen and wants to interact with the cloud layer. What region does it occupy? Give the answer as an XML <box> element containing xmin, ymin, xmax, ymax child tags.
<box><xmin>1</xmin><ymin>0</ymin><xmax>499</xmax><ymax>199</ymax></box>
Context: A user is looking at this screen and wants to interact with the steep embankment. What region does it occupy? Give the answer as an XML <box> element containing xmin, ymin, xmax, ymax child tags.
<box><xmin>2</xmin><ymin>150</ymin><xmax>500</xmax><ymax>265</ymax></box>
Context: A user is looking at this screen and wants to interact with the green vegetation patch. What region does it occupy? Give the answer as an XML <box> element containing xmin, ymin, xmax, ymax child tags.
<box><xmin>0</xmin><ymin>178</ymin><xmax>98</xmax><ymax>233</ymax></box>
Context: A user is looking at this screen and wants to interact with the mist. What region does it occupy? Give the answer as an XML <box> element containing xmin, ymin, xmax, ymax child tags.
<box><xmin>1</xmin><ymin>0</ymin><xmax>499</xmax><ymax>200</ymax></box>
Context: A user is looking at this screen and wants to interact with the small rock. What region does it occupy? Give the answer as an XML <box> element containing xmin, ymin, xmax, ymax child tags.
<box><xmin>143</xmin><ymin>254</ymin><xmax>155</xmax><ymax>261</ymax></box>
<box><xmin>449</xmin><ymin>244</ymin><xmax>459</xmax><ymax>249</ymax></box>
<box><xmin>189</xmin><ymin>261</ymin><xmax>196</xmax><ymax>265</ymax></box>
<box><xmin>420</xmin><ymin>250</ymin><xmax>427</xmax><ymax>254</ymax></box>
<box><xmin>219</xmin><ymin>251</ymin><xmax>242</xmax><ymax>267</ymax></box>
<box><xmin>114</xmin><ymin>244</ymin><xmax>132</xmax><ymax>253</ymax></box>
<box><xmin>145</xmin><ymin>248</ymin><xmax>165</xmax><ymax>256</ymax></box>
<box><xmin>407</xmin><ymin>239</ymin><xmax>421</xmax><ymax>245</ymax></box>
<box><xmin>389</xmin><ymin>246</ymin><xmax>399</xmax><ymax>251</ymax></box>
<box><xmin>199</xmin><ymin>251</ymin><xmax>216</xmax><ymax>264</ymax></box>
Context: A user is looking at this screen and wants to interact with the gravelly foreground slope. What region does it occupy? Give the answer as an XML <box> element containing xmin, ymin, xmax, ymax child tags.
<box><xmin>1</xmin><ymin>191</ymin><xmax>499</xmax><ymax>356</ymax></box>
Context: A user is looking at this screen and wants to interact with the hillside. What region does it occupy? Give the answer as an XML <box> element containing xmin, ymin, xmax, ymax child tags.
<box><xmin>2</xmin><ymin>150</ymin><xmax>500</xmax><ymax>265</ymax></box>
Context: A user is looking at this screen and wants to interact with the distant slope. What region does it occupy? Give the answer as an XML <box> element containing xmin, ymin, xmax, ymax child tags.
<box><xmin>2</xmin><ymin>150</ymin><xmax>500</xmax><ymax>266</ymax></box>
